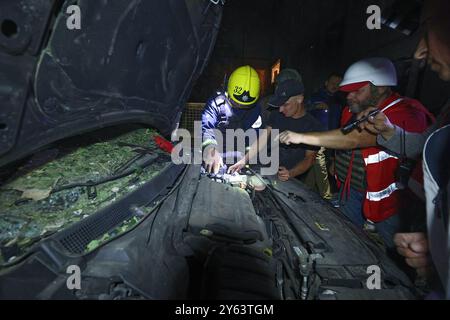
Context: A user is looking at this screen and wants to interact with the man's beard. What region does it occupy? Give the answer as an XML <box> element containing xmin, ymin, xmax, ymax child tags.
<box><xmin>348</xmin><ymin>98</ymin><xmax>378</xmax><ymax>113</ymax></box>
<box><xmin>348</xmin><ymin>102</ymin><xmax>368</xmax><ymax>113</ymax></box>
<box><xmin>348</xmin><ymin>87</ymin><xmax>383</xmax><ymax>113</ymax></box>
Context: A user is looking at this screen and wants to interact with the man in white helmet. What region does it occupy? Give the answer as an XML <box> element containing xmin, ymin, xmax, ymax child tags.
<box><xmin>354</xmin><ymin>0</ymin><xmax>450</xmax><ymax>297</ymax></box>
<box><xmin>277</xmin><ymin>57</ymin><xmax>434</xmax><ymax>252</ymax></box>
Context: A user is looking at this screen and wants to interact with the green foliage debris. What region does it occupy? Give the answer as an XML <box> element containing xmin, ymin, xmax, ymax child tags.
<box><xmin>0</xmin><ymin>127</ymin><xmax>171</xmax><ymax>264</ymax></box>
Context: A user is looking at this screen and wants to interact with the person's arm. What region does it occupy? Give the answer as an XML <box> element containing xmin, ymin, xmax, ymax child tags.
<box><xmin>394</xmin><ymin>233</ymin><xmax>432</xmax><ymax>278</ymax></box>
<box><xmin>278</xmin><ymin>127</ymin><xmax>377</xmax><ymax>150</ymax></box>
<box><xmin>245</xmin><ymin>126</ymin><xmax>271</xmax><ymax>163</ymax></box>
<box><xmin>201</xmin><ymin>101</ymin><xmax>220</xmax><ymax>149</ymax></box>
<box><xmin>289</xmin><ymin>150</ymin><xmax>317</xmax><ymax>177</ymax></box>
<box><xmin>357</xmin><ymin>106</ymin><xmax>438</xmax><ymax>159</ymax></box>
<box><xmin>278</xmin><ymin>150</ymin><xmax>317</xmax><ymax>181</ymax></box>
<box><xmin>377</xmin><ymin>124</ymin><xmax>437</xmax><ymax>159</ymax></box>
<box><xmin>228</xmin><ymin>127</ymin><xmax>271</xmax><ymax>173</ymax></box>
<box><xmin>201</xmin><ymin>100</ymin><xmax>224</xmax><ymax>173</ymax></box>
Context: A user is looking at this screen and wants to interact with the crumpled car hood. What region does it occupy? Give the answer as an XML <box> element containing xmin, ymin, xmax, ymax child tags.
<box><xmin>0</xmin><ymin>0</ymin><xmax>222</xmax><ymax>167</ymax></box>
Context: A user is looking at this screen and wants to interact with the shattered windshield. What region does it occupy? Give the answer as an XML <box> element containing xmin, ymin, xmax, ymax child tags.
<box><xmin>0</xmin><ymin>126</ymin><xmax>172</xmax><ymax>264</ymax></box>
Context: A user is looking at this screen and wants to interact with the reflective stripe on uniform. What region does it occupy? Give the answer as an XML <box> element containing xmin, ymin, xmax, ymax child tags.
<box><xmin>366</xmin><ymin>182</ymin><xmax>400</xmax><ymax>201</ymax></box>
<box><xmin>251</xmin><ymin>115</ymin><xmax>262</xmax><ymax>129</ymax></box>
<box><xmin>364</xmin><ymin>151</ymin><xmax>399</xmax><ymax>165</ymax></box>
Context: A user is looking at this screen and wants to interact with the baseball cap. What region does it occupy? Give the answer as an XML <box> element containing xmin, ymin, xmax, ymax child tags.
<box><xmin>268</xmin><ymin>79</ymin><xmax>305</xmax><ymax>107</ymax></box>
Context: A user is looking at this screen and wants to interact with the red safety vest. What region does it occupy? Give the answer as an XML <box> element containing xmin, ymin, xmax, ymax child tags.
<box><xmin>339</xmin><ymin>93</ymin><xmax>434</xmax><ymax>222</ymax></box>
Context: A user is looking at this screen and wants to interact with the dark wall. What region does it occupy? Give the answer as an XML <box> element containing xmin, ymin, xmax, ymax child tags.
<box><xmin>335</xmin><ymin>0</ymin><xmax>449</xmax><ymax>114</ymax></box>
<box><xmin>190</xmin><ymin>0</ymin><xmax>449</xmax><ymax>114</ymax></box>
<box><xmin>190</xmin><ymin>0</ymin><xmax>280</xmax><ymax>101</ymax></box>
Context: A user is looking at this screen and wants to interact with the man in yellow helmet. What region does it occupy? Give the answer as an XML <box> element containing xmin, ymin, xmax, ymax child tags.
<box><xmin>202</xmin><ymin>65</ymin><xmax>262</xmax><ymax>173</ymax></box>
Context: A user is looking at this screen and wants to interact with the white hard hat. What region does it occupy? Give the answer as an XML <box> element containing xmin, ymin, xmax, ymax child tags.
<box><xmin>339</xmin><ymin>57</ymin><xmax>397</xmax><ymax>92</ymax></box>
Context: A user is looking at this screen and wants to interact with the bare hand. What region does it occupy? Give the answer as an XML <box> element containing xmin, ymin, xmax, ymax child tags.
<box><xmin>356</xmin><ymin>107</ymin><xmax>396</xmax><ymax>140</ymax></box>
<box><xmin>278</xmin><ymin>166</ymin><xmax>291</xmax><ymax>181</ymax></box>
<box><xmin>203</xmin><ymin>146</ymin><xmax>223</xmax><ymax>174</ymax></box>
<box><xmin>277</xmin><ymin>131</ymin><xmax>304</xmax><ymax>145</ymax></box>
<box><xmin>394</xmin><ymin>233</ymin><xmax>431</xmax><ymax>277</ymax></box>
<box><xmin>228</xmin><ymin>159</ymin><xmax>245</xmax><ymax>174</ymax></box>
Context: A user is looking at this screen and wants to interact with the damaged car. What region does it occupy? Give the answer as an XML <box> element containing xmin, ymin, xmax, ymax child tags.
<box><xmin>0</xmin><ymin>0</ymin><xmax>431</xmax><ymax>300</ymax></box>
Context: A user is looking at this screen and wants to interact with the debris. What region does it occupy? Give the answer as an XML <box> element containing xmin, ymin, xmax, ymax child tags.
<box><xmin>86</xmin><ymin>240</ymin><xmax>100</xmax><ymax>252</ymax></box>
<box><xmin>130</xmin><ymin>206</ymin><xmax>146</xmax><ymax>217</ymax></box>
<box><xmin>87</xmin><ymin>184</ymin><xmax>97</xmax><ymax>200</ymax></box>
<box><xmin>21</xmin><ymin>188</ymin><xmax>52</xmax><ymax>201</ymax></box>
<box><xmin>200</xmin><ymin>229</ymin><xmax>213</xmax><ymax>237</ymax></box>
<box><xmin>0</xmin><ymin>128</ymin><xmax>170</xmax><ymax>262</ymax></box>
<box><xmin>315</xmin><ymin>222</ymin><xmax>330</xmax><ymax>232</ymax></box>
<box><xmin>5</xmin><ymin>237</ymin><xmax>18</xmax><ymax>247</ymax></box>
<box><xmin>84</xmin><ymin>216</ymin><xmax>141</xmax><ymax>252</ymax></box>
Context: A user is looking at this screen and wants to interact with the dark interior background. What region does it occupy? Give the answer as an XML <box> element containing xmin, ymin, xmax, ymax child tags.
<box><xmin>190</xmin><ymin>0</ymin><xmax>450</xmax><ymax>115</ymax></box>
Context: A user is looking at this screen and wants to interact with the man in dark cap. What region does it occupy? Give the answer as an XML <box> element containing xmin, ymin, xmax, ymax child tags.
<box><xmin>228</xmin><ymin>79</ymin><xmax>323</xmax><ymax>182</ymax></box>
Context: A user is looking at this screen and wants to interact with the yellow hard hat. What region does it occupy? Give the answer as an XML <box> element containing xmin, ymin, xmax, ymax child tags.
<box><xmin>227</xmin><ymin>65</ymin><xmax>260</xmax><ymax>106</ymax></box>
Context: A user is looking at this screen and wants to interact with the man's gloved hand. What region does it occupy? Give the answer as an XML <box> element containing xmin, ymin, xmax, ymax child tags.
<box><xmin>356</xmin><ymin>107</ymin><xmax>396</xmax><ymax>140</ymax></box>
<box><xmin>228</xmin><ymin>159</ymin><xmax>246</xmax><ymax>174</ymax></box>
<box><xmin>278</xmin><ymin>166</ymin><xmax>291</xmax><ymax>181</ymax></box>
<box><xmin>203</xmin><ymin>146</ymin><xmax>223</xmax><ymax>174</ymax></box>
<box><xmin>394</xmin><ymin>233</ymin><xmax>432</xmax><ymax>277</ymax></box>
